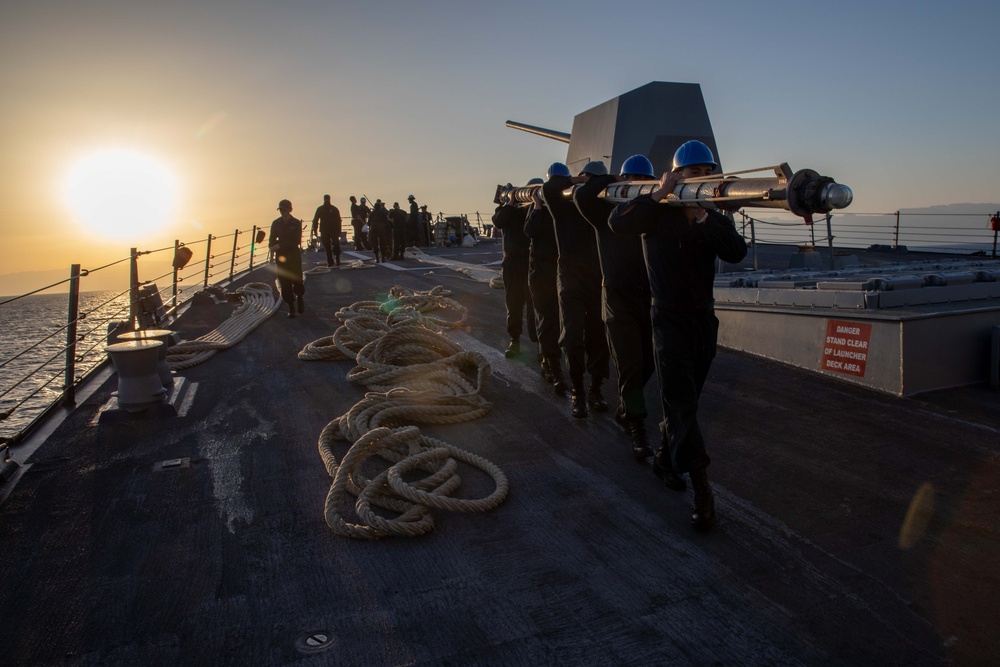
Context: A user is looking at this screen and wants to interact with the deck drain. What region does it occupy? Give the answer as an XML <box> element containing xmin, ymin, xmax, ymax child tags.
<box><xmin>295</xmin><ymin>630</ymin><xmax>336</xmax><ymax>654</ymax></box>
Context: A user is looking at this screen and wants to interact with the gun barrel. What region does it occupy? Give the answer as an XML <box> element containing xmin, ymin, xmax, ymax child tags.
<box><xmin>499</xmin><ymin>164</ymin><xmax>853</xmax><ymax>217</ymax></box>
<box><xmin>504</xmin><ymin>120</ymin><xmax>571</xmax><ymax>144</ymax></box>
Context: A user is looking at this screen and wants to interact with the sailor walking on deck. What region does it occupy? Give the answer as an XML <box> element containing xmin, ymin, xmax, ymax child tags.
<box><xmin>407</xmin><ymin>195</ymin><xmax>420</xmax><ymax>247</ymax></box>
<box><xmin>524</xmin><ymin>183</ymin><xmax>568</xmax><ymax>391</ymax></box>
<box><xmin>542</xmin><ymin>162</ymin><xmax>611</xmax><ymax>419</ymax></box>
<box><xmin>368</xmin><ymin>199</ymin><xmax>392</xmax><ymax>263</ymax></box>
<box><xmin>493</xmin><ymin>181</ymin><xmax>538</xmax><ymax>358</ymax></box>
<box><xmin>574</xmin><ymin>157</ymin><xmax>656</xmax><ymax>462</ymax></box>
<box><xmin>312</xmin><ymin>194</ymin><xmax>342</xmax><ymax>267</ymax></box>
<box><xmin>269</xmin><ymin>199</ymin><xmax>306</xmax><ymax>319</ymax></box>
<box><xmin>388</xmin><ymin>201</ymin><xmax>408</xmax><ymax>260</ymax></box>
<box><xmin>609</xmin><ymin>141</ymin><xmax>748</xmax><ymax>529</ymax></box>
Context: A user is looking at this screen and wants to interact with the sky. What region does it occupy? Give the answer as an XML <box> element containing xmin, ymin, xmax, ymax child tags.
<box><xmin>1</xmin><ymin>0</ymin><xmax>999</xmax><ymax>293</ymax></box>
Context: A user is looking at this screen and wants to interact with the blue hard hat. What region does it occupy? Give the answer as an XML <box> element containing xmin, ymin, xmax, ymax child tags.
<box><xmin>526</xmin><ymin>178</ymin><xmax>544</xmax><ymax>186</ymax></box>
<box><xmin>580</xmin><ymin>161</ymin><xmax>608</xmax><ymax>176</ymax></box>
<box><xmin>620</xmin><ymin>155</ymin><xmax>655</xmax><ymax>178</ymax></box>
<box><xmin>672</xmin><ymin>141</ymin><xmax>717</xmax><ymax>170</ymax></box>
<box><xmin>546</xmin><ymin>162</ymin><xmax>571</xmax><ymax>179</ymax></box>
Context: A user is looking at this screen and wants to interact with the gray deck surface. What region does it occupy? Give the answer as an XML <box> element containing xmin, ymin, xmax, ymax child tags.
<box><xmin>0</xmin><ymin>243</ymin><xmax>997</xmax><ymax>666</ymax></box>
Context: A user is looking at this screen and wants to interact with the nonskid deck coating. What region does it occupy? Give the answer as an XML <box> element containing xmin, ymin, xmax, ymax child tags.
<box><xmin>0</xmin><ymin>245</ymin><xmax>997</xmax><ymax>666</ymax></box>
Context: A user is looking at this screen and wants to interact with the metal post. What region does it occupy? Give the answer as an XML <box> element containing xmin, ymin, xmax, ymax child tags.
<box><xmin>203</xmin><ymin>234</ymin><xmax>213</xmax><ymax>288</ymax></box>
<box><xmin>63</xmin><ymin>264</ymin><xmax>81</xmax><ymax>406</ymax></box>
<box><xmin>129</xmin><ymin>248</ymin><xmax>139</xmax><ymax>330</ymax></box>
<box><xmin>894</xmin><ymin>211</ymin><xmax>900</xmax><ymax>247</ymax></box>
<box><xmin>249</xmin><ymin>225</ymin><xmax>257</xmax><ymax>272</ymax></box>
<box><xmin>826</xmin><ymin>214</ymin><xmax>834</xmax><ymax>269</ymax></box>
<box><xmin>742</xmin><ymin>211</ymin><xmax>758</xmax><ymax>271</ymax></box>
<box><xmin>229</xmin><ymin>229</ymin><xmax>239</xmax><ymax>281</ymax></box>
<box><xmin>172</xmin><ymin>239</ymin><xmax>180</xmax><ymax>313</ymax></box>
<box><xmin>993</xmin><ymin>211</ymin><xmax>999</xmax><ymax>260</ymax></box>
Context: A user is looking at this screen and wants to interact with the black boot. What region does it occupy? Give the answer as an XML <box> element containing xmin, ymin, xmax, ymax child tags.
<box><xmin>296</xmin><ymin>295</ymin><xmax>305</xmax><ymax>314</ymax></box>
<box><xmin>548</xmin><ymin>359</ymin><xmax>569</xmax><ymax>395</ymax></box>
<box><xmin>571</xmin><ymin>385</ymin><xmax>588</xmax><ymax>418</ymax></box>
<box><xmin>627</xmin><ymin>418</ymin><xmax>652</xmax><ymax>462</ymax></box>
<box><xmin>286</xmin><ymin>303</ymin><xmax>296</xmax><ymax>319</ymax></box>
<box><xmin>587</xmin><ymin>379</ymin><xmax>609</xmax><ymax>412</ymax></box>
<box><xmin>504</xmin><ymin>339</ymin><xmax>520</xmax><ymax>358</ymax></box>
<box><xmin>690</xmin><ymin>468</ymin><xmax>716</xmax><ymax>530</ymax></box>
<box><xmin>614</xmin><ymin>405</ymin><xmax>628</xmax><ymax>430</ymax></box>
<box><xmin>540</xmin><ymin>357</ymin><xmax>555</xmax><ymax>384</ymax></box>
<box><xmin>651</xmin><ymin>447</ymin><xmax>686</xmax><ymax>491</ymax></box>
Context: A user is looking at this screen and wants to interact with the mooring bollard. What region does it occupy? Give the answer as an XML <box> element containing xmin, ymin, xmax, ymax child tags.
<box><xmin>116</xmin><ymin>329</ymin><xmax>177</xmax><ymax>387</ymax></box>
<box><xmin>104</xmin><ymin>340</ymin><xmax>167</xmax><ymax>412</ymax></box>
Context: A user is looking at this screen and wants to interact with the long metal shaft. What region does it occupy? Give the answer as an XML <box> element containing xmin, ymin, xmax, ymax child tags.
<box><xmin>501</xmin><ymin>163</ymin><xmax>853</xmax><ymax>219</ymax></box>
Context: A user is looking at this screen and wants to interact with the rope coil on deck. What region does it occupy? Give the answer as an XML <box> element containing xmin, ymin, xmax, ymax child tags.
<box><xmin>166</xmin><ymin>282</ymin><xmax>281</xmax><ymax>370</ymax></box>
<box><xmin>308</xmin><ymin>285</ymin><xmax>507</xmax><ymax>540</ymax></box>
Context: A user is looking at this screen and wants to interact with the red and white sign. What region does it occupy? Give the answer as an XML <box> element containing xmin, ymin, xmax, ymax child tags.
<box><xmin>821</xmin><ymin>319</ymin><xmax>872</xmax><ymax>377</ymax></box>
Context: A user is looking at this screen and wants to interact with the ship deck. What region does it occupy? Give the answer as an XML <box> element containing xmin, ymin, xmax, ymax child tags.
<box><xmin>1</xmin><ymin>242</ymin><xmax>998</xmax><ymax>666</ymax></box>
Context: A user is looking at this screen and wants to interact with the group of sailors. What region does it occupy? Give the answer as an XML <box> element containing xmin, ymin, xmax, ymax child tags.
<box><xmin>492</xmin><ymin>140</ymin><xmax>748</xmax><ymax>530</ymax></box>
<box><xmin>267</xmin><ymin>193</ymin><xmax>433</xmax><ymax>319</ymax></box>
<box><xmin>344</xmin><ymin>195</ymin><xmax>434</xmax><ymax>264</ymax></box>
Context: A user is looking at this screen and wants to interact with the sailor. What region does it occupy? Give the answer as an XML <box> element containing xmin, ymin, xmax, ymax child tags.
<box><xmin>573</xmin><ymin>157</ymin><xmax>656</xmax><ymax>462</ymax></box>
<box><xmin>524</xmin><ymin>181</ymin><xmax>568</xmax><ymax>391</ymax></box>
<box><xmin>311</xmin><ymin>194</ymin><xmax>342</xmax><ymax>267</ymax></box>
<box><xmin>541</xmin><ymin>162</ymin><xmax>610</xmax><ymax>418</ymax></box>
<box><xmin>269</xmin><ymin>199</ymin><xmax>306</xmax><ymax>318</ymax></box>
<box><xmin>407</xmin><ymin>195</ymin><xmax>420</xmax><ymax>246</ymax></box>
<box><xmin>349</xmin><ymin>196</ymin><xmax>367</xmax><ymax>251</ymax></box>
<box><xmin>420</xmin><ymin>205</ymin><xmax>432</xmax><ymax>246</ymax></box>
<box><xmin>388</xmin><ymin>201</ymin><xmax>408</xmax><ymax>260</ymax></box>
<box><xmin>368</xmin><ymin>199</ymin><xmax>392</xmax><ymax>263</ymax></box>
<box><xmin>609</xmin><ymin>140</ymin><xmax>748</xmax><ymax>530</ymax></box>
<box><xmin>492</xmin><ymin>181</ymin><xmax>538</xmax><ymax>358</ymax></box>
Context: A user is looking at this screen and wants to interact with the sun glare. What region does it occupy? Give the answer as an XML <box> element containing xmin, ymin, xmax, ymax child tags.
<box><xmin>62</xmin><ymin>149</ymin><xmax>179</xmax><ymax>240</ymax></box>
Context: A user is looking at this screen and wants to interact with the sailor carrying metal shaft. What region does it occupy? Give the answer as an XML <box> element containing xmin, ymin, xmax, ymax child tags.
<box><xmin>498</xmin><ymin>144</ymin><xmax>852</xmax><ymax>531</ymax></box>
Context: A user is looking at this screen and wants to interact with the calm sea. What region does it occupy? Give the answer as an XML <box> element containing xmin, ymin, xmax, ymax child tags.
<box><xmin>0</xmin><ymin>291</ymin><xmax>130</xmax><ymax>441</ymax></box>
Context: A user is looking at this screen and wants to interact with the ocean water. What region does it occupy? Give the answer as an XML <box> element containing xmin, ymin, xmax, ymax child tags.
<box><xmin>0</xmin><ymin>291</ymin><xmax>131</xmax><ymax>441</ymax></box>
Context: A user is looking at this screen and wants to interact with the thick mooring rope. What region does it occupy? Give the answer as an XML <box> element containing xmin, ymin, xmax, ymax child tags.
<box><xmin>166</xmin><ymin>282</ymin><xmax>281</xmax><ymax>370</ymax></box>
<box><xmin>308</xmin><ymin>285</ymin><xmax>508</xmax><ymax>540</ymax></box>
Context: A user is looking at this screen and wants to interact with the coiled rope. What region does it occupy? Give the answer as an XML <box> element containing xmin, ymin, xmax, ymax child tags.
<box><xmin>308</xmin><ymin>285</ymin><xmax>508</xmax><ymax>540</ymax></box>
<box><xmin>166</xmin><ymin>282</ymin><xmax>281</xmax><ymax>370</ymax></box>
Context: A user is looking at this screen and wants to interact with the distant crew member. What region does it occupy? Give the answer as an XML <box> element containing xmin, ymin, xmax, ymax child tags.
<box><xmin>358</xmin><ymin>197</ymin><xmax>372</xmax><ymax>250</ymax></box>
<box><xmin>368</xmin><ymin>199</ymin><xmax>392</xmax><ymax>263</ymax></box>
<box><xmin>312</xmin><ymin>194</ymin><xmax>342</xmax><ymax>267</ymax></box>
<box><xmin>269</xmin><ymin>199</ymin><xmax>306</xmax><ymax>319</ymax></box>
<box><xmin>420</xmin><ymin>205</ymin><xmax>432</xmax><ymax>246</ymax></box>
<box><xmin>542</xmin><ymin>162</ymin><xmax>610</xmax><ymax>419</ymax></box>
<box><xmin>524</xmin><ymin>181</ymin><xmax>567</xmax><ymax>391</ymax></box>
<box><xmin>492</xmin><ymin>181</ymin><xmax>537</xmax><ymax>358</ymax></box>
<box><xmin>388</xmin><ymin>202</ymin><xmax>408</xmax><ymax>260</ymax></box>
<box><xmin>349</xmin><ymin>196</ymin><xmax>366</xmax><ymax>251</ymax></box>
<box><xmin>609</xmin><ymin>140</ymin><xmax>748</xmax><ymax>530</ymax></box>
<box><xmin>407</xmin><ymin>195</ymin><xmax>421</xmax><ymax>247</ymax></box>
<box><xmin>574</xmin><ymin>156</ymin><xmax>656</xmax><ymax>462</ymax></box>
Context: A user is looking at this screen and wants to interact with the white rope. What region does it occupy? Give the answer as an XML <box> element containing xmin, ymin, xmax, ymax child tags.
<box><xmin>310</xmin><ymin>285</ymin><xmax>508</xmax><ymax>540</ymax></box>
<box><xmin>166</xmin><ymin>282</ymin><xmax>281</xmax><ymax>370</ymax></box>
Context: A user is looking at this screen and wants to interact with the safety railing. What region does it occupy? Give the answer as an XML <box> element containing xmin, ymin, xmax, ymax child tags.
<box><xmin>735</xmin><ymin>210</ymin><xmax>1000</xmax><ymax>269</ymax></box>
<box><xmin>0</xmin><ymin>223</ymin><xmax>266</xmax><ymax>454</ymax></box>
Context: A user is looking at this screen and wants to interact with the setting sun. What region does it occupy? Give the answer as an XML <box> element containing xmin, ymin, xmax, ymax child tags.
<box><xmin>61</xmin><ymin>149</ymin><xmax>179</xmax><ymax>240</ymax></box>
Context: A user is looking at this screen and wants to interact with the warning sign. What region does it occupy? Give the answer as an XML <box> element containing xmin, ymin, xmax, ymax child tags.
<box><xmin>821</xmin><ymin>319</ymin><xmax>872</xmax><ymax>377</ymax></box>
